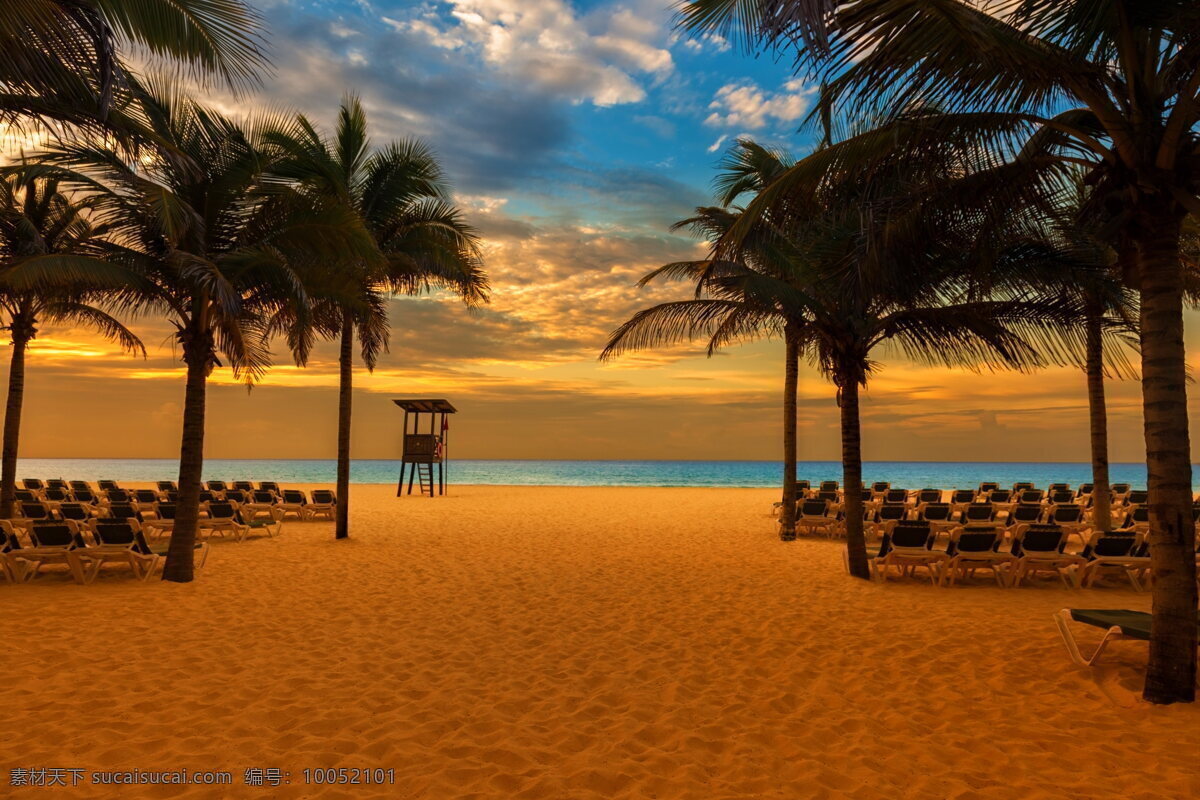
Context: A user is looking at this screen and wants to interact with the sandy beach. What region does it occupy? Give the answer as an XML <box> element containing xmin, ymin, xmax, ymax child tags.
<box><xmin>3</xmin><ymin>484</ymin><xmax>1197</xmax><ymax>799</ymax></box>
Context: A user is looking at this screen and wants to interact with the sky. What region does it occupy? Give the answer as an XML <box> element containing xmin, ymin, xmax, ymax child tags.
<box><xmin>6</xmin><ymin>0</ymin><xmax>1200</xmax><ymax>463</ymax></box>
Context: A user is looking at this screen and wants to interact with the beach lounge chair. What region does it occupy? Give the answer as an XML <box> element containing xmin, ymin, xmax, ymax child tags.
<box><xmin>1048</xmin><ymin>483</ymin><xmax>1070</xmax><ymax>494</ymax></box>
<box><xmin>75</xmin><ymin>519</ymin><xmax>160</xmax><ymax>582</ymax></box>
<box><xmin>867</xmin><ymin>503</ymin><xmax>908</xmax><ymax>539</ymax></box>
<box><xmin>56</xmin><ymin>503</ymin><xmax>92</xmax><ymax>524</ymax></box>
<box><xmin>105</xmin><ymin>502</ymin><xmax>142</xmax><ymax>522</ymax></box>
<box><xmin>819</xmin><ymin>481</ymin><xmax>839</xmax><ymax>493</ymax></box>
<box><xmin>103</xmin><ymin>489</ymin><xmax>134</xmax><ymax>507</ymax></box>
<box><xmin>258</xmin><ymin>481</ymin><xmax>281</xmax><ymax>494</ymax></box>
<box><xmin>1012</xmin><ymin>482</ymin><xmax>1035</xmax><ymax>493</ymax></box>
<box><xmin>977</xmin><ymin>482</ymin><xmax>1000</xmax><ymax>498</ymax></box>
<box><xmin>14</xmin><ymin>488</ymin><xmax>37</xmax><ymax>503</ymax></box>
<box><xmin>949</xmin><ymin>490</ymin><xmax>975</xmax><ymax>514</ymax></box>
<box><xmin>0</xmin><ymin>522</ymin><xmax>20</xmax><ymax>581</ymax></box>
<box><xmin>1048</xmin><ymin>490</ymin><xmax>1075</xmax><ymax>505</ymax></box>
<box><xmin>232</xmin><ymin>480</ymin><xmax>254</xmax><ymax>492</ymax></box>
<box><xmin>988</xmin><ymin>490</ymin><xmax>1014</xmax><ymax>515</ymax></box>
<box><xmin>134</xmin><ymin>489</ymin><xmax>160</xmax><ymax>507</ymax></box>
<box><xmin>97</xmin><ymin>480</ymin><xmax>120</xmax><ymax>492</ymax></box>
<box><xmin>941</xmin><ymin>525</ymin><xmax>1012</xmax><ymax>587</ymax></box>
<box><xmin>157</xmin><ymin>480</ymin><xmax>178</xmax><ymax>493</ymax></box>
<box><xmin>1117</xmin><ymin>506</ymin><xmax>1150</xmax><ymax>534</ymax></box>
<box><xmin>1076</xmin><ymin>483</ymin><xmax>1094</xmax><ymax>499</ymax></box>
<box><xmin>68</xmin><ymin>480</ymin><xmax>93</xmax><ymax>493</ymax></box>
<box><xmin>17</xmin><ymin>501</ymin><xmax>54</xmax><ymax>530</ymax></box>
<box><xmin>1006</xmin><ymin>503</ymin><xmax>1044</xmax><ymax>532</ymax></box>
<box><xmin>142</xmin><ymin>503</ymin><xmax>176</xmax><ymax>538</ymax></box>
<box><xmin>9</xmin><ymin>522</ymin><xmax>87</xmax><ymax>583</ymax></box>
<box><xmin>41</xmin><ymin>487</ymin><xmax>69</xmax><ymax>509</ymax></box>
<box><xmin>46</xmin><ymin>479</ymin><xmax>68</xmax><ymax>491</ymax></box>
<box><xmin>884</xmin><ymin>488</ymin><xmax>909</xmax><ymax>505</ymax></box>
<box><xmin>1010</xmin><ymin>524</ymin><xmax>1083</xmax><ymax>588</ymax></box>
<box><xmin>1053</xmin><ymin>609</ymin><xmax>1200</xmax><ymax>670</ymax></box>
<box><xmin>308</xmin><ymin>490</ymin><xmax>337</xmax><ymax>521</ymax></box>
<box><xmin>206</xmin><ymin>480</ymin><xmax>228</xmax><ymax>495</ymax></box>
<box><xmin>870</xmin><ymin>521</ymin><xmax>945</xmax><ymax>584</ymax></box>
<box><xmin>278</xmin><ymin>490</ymin><xmax>309</xmax><ymax>520</ymax></box>
<box><xmin>21</xmin><ymin>478</ymin><xmax>44</xmax><ymax>492</ymax></box>
<box><xmin>961</xmin><ymin>503</ymin><xmax>997</xmax><ymax>525</ymax></box>
<box><xmin>1046</xmin><ymin>504</ymin><xmax>1089</xmax><ymax>546</ymax></box>
<box><xmin>795</xmin><ymin>500</ymin><xmax>840</xmax><ymax>537</ymax></box>
<box><xmin>199</xmin><ymin>502</ymin><xmax>247</xmax><ymax>540</ymax></box>
<box><xmin>1077</xmin><ymin>531</ymin><xmax>1146</xmax><ymax>590</ymax></box>
<box><xmin>198</xmin><ymin>490</ymin><xmax>219</xmax><ymax>506</ymax></box>
<box><xmin>1121</xmin><ymin>490</ymin><xmax>1149</xmax><ymax>510</ymax></box>
<box><xmin>224</xmin><ymin>489</ymin><xmax>250</xmax><ymax>505</ymax></box>
<box><xmin>1018</xmin><ymin>489</ymin><xmax>1045</xmax><ymax>505</ymax></box>
<box><xmin>72</xmin><ymin>489</ymin><xmax>99</xmax><ymax>506</ymax></box>
<box><xmin>870</xmin><ymin>481</ymin><xmax>891</xmax><ymax>498</ymax></box>
<box><xmin>1110</xmin><ymin>483</ymin><xmax>1131</xmax><ymax>503</ymax></box>
<box><xmin>794</xmin><ymin>480</ymin><xmax>811</xmax><ymax>497</ymax></box>
<box><xmin>241</xmin><ymin>490</ymin><xmax>280</xmax><ymax>521</ymax></box>
<box><xmin>916</xmin><ymin>488</ymin><xmax>941</xmax><ymax>505</ymax></box>
<box><xmin>916</xmin><ymin>502</ymin><xmax>956</xmax><ymax>536</ymax></box>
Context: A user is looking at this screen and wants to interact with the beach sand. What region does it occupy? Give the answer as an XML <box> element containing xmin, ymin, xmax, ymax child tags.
<box><xmin>2</xmin><ymin>485</ymin><xmax>1196</xmax><ymax>799</ymax></box>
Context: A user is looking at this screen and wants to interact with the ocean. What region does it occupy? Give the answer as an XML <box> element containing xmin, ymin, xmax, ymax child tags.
<box><xmin>10</xmin><ymin>458</ymin><xmax>1173</xmax><ymax>490</ymax></box>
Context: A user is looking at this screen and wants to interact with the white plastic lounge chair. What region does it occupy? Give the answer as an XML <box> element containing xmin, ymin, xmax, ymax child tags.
<box><xmin>870</xmin><ymin>521</ymin><xmax>945</xmax><ymax>585</ymax></box>
<box><xmin>1076</xmin><ymin>531</ymin><xmax>1147</xmax><ymax>590</ymax></box>
<box><xmin>307</xmin><ymin>490</ymin><xmax>336</xmax><ymax>521</ymax></box>
<box><xmin>940</xmin><ymin>525</ymin><xmax>1012</xmax><ymax>587</ymax></box>
<box><xmin>8</xmin><ymin>522</ymin><xmax>88</xmax><ymax>583</ymax></box>
<box><xmin>75</xmin><ymin>519</ymin><xmax>161</xmax><ymax>582</ymax></box>
<box><xmin>1054</xmin><ymin>609</ymin><xmax>1200</xmax><ymax>674</ymax></box>
<box><xmin>796</xmin><ymin>500</ymin><xmax>840</xmax><ymax>537</ymax></box>
<box><xmin>1009</xmin><ymin>524</ymin><xmax>1083</xmax><ymax>588</ymax></box>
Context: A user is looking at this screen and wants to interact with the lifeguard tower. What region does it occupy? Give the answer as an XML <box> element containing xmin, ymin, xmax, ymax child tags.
<box><xmin>394</xmin><ymin>399</ymin><xmax>456</xmax><ymax>497</ymax></box>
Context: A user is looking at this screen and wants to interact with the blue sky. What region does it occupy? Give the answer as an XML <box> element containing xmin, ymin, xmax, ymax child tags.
<box><xmin>17</xmin><ymin>0</ymin><xmax>1181</xmax><ymax>464</ymax></box>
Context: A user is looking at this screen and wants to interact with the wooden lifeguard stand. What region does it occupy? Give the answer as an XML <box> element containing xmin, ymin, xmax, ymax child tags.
<box><xmin>394</xmin><ymin>399</ymin><xmax>456</xmax><ymax>497</ymax></box>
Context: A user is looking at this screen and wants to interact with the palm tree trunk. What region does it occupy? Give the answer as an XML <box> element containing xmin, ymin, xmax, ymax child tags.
<box><xmin>335</xmin><ymin>316</ymin><xmax>353</xmax><ymax>540</ymax></box>
<box><xmin>1135</xmin><ymin>215</ymin><xmax>1197</xmax><ymax>704</ymax></box>
<box><xmin>1084</xmin><ymin>302</ymin><xmax>1112</xmax><ymax>532</ymax></box>
<box><xmin>779</xmin><ymin>326</ymin><xmax>799</xmax><ymax>540</ymax></box>
<box><xmin>839</xmin><ymin>373</ymin><xmax>870</xmax><ymax>579</ymax></box>
<box><xmin>162</xmin><ymin>348</ymin><xmax>208</xmax><ymax>583</ymax></box>
<box><xmin>0</xmin><ymin>332</ymin><xmax>29</xmax><ymax>519</ymax></box>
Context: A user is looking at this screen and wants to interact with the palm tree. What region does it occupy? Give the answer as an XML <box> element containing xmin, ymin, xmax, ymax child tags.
<box><xmin>36</xmin><ymin>82</ymin><xmax>377</xmax><ymax>582</ymax></box>
<box><xmin>606</xmin><ymin>133</ymin><xmax>1079</xmax><ymax>577</ymax></box>
<box><xmin>0</xmin><ymin>169</ymin><xmax>143</xmax><ymax>519</ymax></box>
<box><xmin>0</xmin><ymin>0</ymin><xmax>267</xmax><ymax>128</ymax></box>
<box><xmin>678</xmin><ymin>0</ymin><xmax>1200</xmax><ymax>705</ymax></box>
<box><xmin>263</xmin><ymin>96</ymin><xmax>488</xmax><ymax>540</ymax></box>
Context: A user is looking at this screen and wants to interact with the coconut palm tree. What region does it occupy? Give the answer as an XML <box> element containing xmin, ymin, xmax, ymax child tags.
<box><xmin>263</xmin><ymin>96</ymin><xmax>488</xmax><ymax>540</ymax></box>
<box><xmin>678</xmin><ymin>0</ymin><xmax>1200</xmax><ymax>705</ymax></box>
<box><xmin>0</xmin><ymin>0</ymin><xmax>266</xmax><ymax>128</ymax></box>
<box><xmin>35</xmin><ymin>82</ymin><xmax>377</xmax><ymax>582</ymax></box>
<box><xmin>0</xmin><ymin>169</ymin><xmax>143</xmax><ymax>519</ymax></box>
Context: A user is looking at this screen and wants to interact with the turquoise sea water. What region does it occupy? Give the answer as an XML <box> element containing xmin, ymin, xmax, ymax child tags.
<box><xmin>10</xmin><ymin>458</ymin><xmax>1174</xmax><ymax>490</ymax></box>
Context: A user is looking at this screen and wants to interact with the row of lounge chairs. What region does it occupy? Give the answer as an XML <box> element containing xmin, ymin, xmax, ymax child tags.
<box><xmin>1</xmin><ymin>519</ymin><xmax>209</xmax><ymax>584</ymax></box>
<box><xmin>10</xmin><ymin>484</ymin><xmax>337</xmax><ymax>526</ymax></box>
<box><xmin>861</xmin><ymin>521</ymin><xmax>1194</xmax><ymax>590</ymax></box>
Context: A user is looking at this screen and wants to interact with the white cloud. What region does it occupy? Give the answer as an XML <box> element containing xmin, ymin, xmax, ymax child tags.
<box><xmin>399</xmin><ymin>1</ymin><xmax>674</xmax><ymax>107</ymax></box>
<box><xmin>704</xmin><ymin>80</ymin><xmax>815</xmax><ymax>130</ymax></box>
<box><xmin>706</xmin><ymin>134</ymin><xmax>728</xmax><ymax>153</ymax></box>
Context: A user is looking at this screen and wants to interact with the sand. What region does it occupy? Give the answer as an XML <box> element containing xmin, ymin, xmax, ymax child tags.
<box><xmin>2</xmin><ymin>485</ymin><xmax>1197</xmax><ymax>799</ymax></box>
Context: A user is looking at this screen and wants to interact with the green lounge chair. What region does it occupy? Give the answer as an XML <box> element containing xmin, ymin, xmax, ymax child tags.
<box><xmin>1053</xmin><ymin>608</ymin><xmax>1200</xmax><ymax>671</ymax></box>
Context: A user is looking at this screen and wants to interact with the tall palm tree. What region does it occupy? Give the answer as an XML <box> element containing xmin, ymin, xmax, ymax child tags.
<box><xmin>679</xmin><ymin>0</ymin><xmax>1200</xmax><ymax>704</ymax></box>
<box><xmin>36</xmin><ymin>82</ymin><xmax>377</xmax><ymax>582</ymax></box>
<box><xmin>0</xmin><ymin>0</ymin><xmax>267</xmax><ymax>127</ymax></box>
<box><xmin>714</xmin><ymin>141</ymin><xmax>805</xmax><ymax>538</ymax></box>
<box><xmin>0</xmin><ymin>170</ymin><xmax>142</xmax><ymax>519</ymax></box>
<box><xmin>263</xmin><ymin>96</ymin><xmax>488</xmax><ymax>540</ymax></box>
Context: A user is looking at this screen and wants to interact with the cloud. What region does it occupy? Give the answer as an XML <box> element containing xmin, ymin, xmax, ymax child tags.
<box><xmin>399</xmin><ymin>1</ymin><xmax>674</xmax><ymax>107</ymax></box>
<box><xmin>704</xmin><ymin>79</ymin><xmax>815</xmax><ymax>130</ymax></box>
